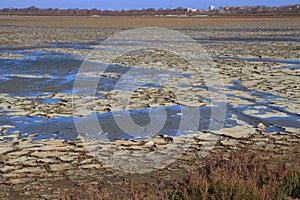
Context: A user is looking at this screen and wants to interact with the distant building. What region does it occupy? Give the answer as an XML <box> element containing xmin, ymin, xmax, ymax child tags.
<box><xmin>187</xmin><ymin>8</ymin><xmax>198</xmax><ymax>13</ymax></box>
<box><xmin>208</xmin><ymin>5</ymin><xmax>215</xmax><ymax>11</ymax></box>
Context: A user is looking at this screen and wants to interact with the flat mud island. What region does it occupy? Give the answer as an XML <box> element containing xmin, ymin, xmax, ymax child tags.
<box><xmin>0</xmin><ymin>16</ymin><xmax>299</xmax><ymax>199</ymax></box>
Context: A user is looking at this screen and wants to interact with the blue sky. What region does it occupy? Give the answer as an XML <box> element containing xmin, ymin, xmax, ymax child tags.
<box><xmin>0</xmin><ymin>0</ymin><xmax>299</xmax><ymax>10</ymax></box>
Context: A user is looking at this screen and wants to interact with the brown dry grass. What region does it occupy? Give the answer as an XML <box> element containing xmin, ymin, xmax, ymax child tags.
<box><xmin>61</xmin><ymin>148</ymin><xmax>300</xmax><ymax>200</ymax></box>
<box><xmin>0</xmin><ymin>16</ymin><xmax>299</xmax><ymax>28</ymax></box>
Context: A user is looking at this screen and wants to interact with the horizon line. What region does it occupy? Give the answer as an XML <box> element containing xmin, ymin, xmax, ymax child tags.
<box><xmin>1</xmin><ymin>3</ymin><xmax>299</xmax><ymax>11</ymax></box>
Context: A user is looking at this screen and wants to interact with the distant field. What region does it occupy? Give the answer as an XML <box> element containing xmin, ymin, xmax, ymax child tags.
<box><xmin>0</xmin><ymin>15</ymin><xmax>299</xmax><ymax>28</ymax></box>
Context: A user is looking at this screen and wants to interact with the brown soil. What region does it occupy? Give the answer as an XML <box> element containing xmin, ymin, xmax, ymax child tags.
<box><xmin>0</xmin><ymin>16</ymin><xmax>299</xmax><ymax>28</ymax></box>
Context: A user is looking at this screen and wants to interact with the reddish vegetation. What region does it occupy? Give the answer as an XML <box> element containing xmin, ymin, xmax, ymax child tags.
<box><xmin>61</xmin><ymin>149</ymin><xmax>300</xmax><ymax>200</ymax></box>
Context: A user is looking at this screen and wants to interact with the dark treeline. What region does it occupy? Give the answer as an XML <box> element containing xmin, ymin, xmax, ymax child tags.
<box><xmin>219</xmin><ymin>4</ymin><xmax>300</xmax><ymax>15</ymax></box>
<box><xmin>0</xmin><ymin>4</ymin><xmax>299</xmax><ymax>16</ymax></box>
<box><xmin>0</xmin><ymin>6</ymin><xmax>190</xmax><ymax>16</ymax></box>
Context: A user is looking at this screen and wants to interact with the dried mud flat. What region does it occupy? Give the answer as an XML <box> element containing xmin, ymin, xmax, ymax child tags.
<box><xmin>0</xmin><ymin>16</ymin><xmax>300</xmax><ymax>199</ymax></box>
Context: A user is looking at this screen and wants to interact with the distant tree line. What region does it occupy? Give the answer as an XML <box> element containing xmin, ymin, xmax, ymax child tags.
<box><xmin>0</xmin><ymin>4</ymin><xmax>299</xmax><ymax>16</ymax></box>
<box><xmin>0</xmin><ymin>6</ymin><xmax>190</xmax><ymax>16</ymax></box>
<box><xmin>219</xmin><ymin>4</ymin><xmax>300</xmax><ymax>15</ymax></box>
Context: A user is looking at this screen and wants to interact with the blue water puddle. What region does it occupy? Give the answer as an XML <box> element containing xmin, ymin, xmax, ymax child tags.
<box><xmin>227</xmin><ymin>80</ymin><xmax>292</xmax><ymax>112</ymax></box>
<box><xmin>227</xmin><ymin>79</ymin><xmax>284</xmax><ymax>101</ymax></box>
<box><xmin>224</xmin><ymin>80</ymin><xmax>300</xmax><ymax>132</ymax></box>
<box><xmin>226</xmin><ymin>104</ymin><xmax>294</xmax><ymax>133</ymax></box>
<box><xmin>225</xmin><ymin>50</ymin><xmax>244</xmax><ymax>53</ymax></box>
<box><xmin>74</xmin><ymin>61</ymin><xmax>191</xmax><ymax>94</ymax></box>
<box><xmin>1</xmin><ymin>39</ymin><xmax>105</xmax><ymax>62</ymax></box>
<box><xmin>265</xmin><ymin>116</ymin><xmax>300</xmax><ymax>128</ymax></box>
<box><xmin>2</xmin><ymin>48</ymin><xmax>76</xmax><ymax>61</ymax></box>
<box><xmin>2</xmin><ymin>100</ymin><xmax>298</xmax><ymax>141</ymax></box>
<box><xmin>194</xmin><ymin>84</ymin><xmax>221</xmax><ymax>93</ymax></box>
<box><xmin>1</xmin><ymin>41</ymin><xmax>299</xmax><ymax>141</ymax></box>
<box><xmin>13</xmin><ymin>116</ymin><xmax>76</xmax><ymax>141</ymax></box>
<box><xmin>0</xmin><ymin>49</ymin><xmax>82</xmax><ymax>96</ymax></box>
<box><xmin>182</xmin><ymin>28</ymin><xmax>300</xmax><ymax>33</ymax></box>
<box><xmin>193</xmin><ymin>79</ymin><xmax>300</xmax><ymax>133</ymax></box>
<box><xmin>182</xmin><ymin>73</ymin><xmax>193</xmax><ymax>78</ymax></box>
<box><xmin>0</xmin><ymin>45</ymin><xmax>51</xmax><ymax>53</ymax></box>
<box><xmin>1</xmin><ymin>104</ymin><xmax>233</xmax><ymax>141</ymax></box>
<box><xmin>276</xmin><ymin>65</ymin><xmax>300</xmax><ymax>70</ymax></box>
<box><xmin>199</xmin><ymin>41</ymin><xmax>225</xmax><ymax>45</ymax></box>
<box><xmin>33</xmin><ymin>97</ymin><xmax>62</xmax><ymax>104</ymax></box>
<box><xmin>81</xmin><ymin>104</ymin><xmax>229</xmax><ymax>139</ymax></box>
<box><xmin>214</xmin><ymin>56</ymin><xmax>300</xmax><ymax>65</ymax></box>
<box><xmin>26</xmin><ymin>50</ymin><xmax>76</xmax><ymax>60</ymax></box>
<box><xmin>1</xmin><ymin>42</ymin><xmax>189</xmax><ymax>96</ymax></box>
<box><xmin>194</xmin><ymin>37</ymin><xmax>300</xmax><ymax>44</ymax></box>
<box><xmin>24</xmin><ymin>55</ymin><xmax>37</xmax><ymax>60</ymax></box>
<box><xmin>42</xmin><ymin>39</ymin><xmax>104</xmax><ymax>50</ymax></box>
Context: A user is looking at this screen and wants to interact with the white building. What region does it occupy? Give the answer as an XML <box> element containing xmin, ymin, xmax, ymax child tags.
<box><xmin>208</xmin><ymin>5</ymin><xmax>215</xmax><ymax>11</ymax></box>
<box><xmin>187</xmin><ymin>8</ymin><xmax>198</xmax><ymax>13</ymax></box>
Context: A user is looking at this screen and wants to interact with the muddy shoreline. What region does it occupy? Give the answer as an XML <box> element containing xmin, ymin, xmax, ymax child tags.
<box><xmin>0</xmin><ymin>16</ymin><xmax>299</xmax><ymax>199</ymax></box>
